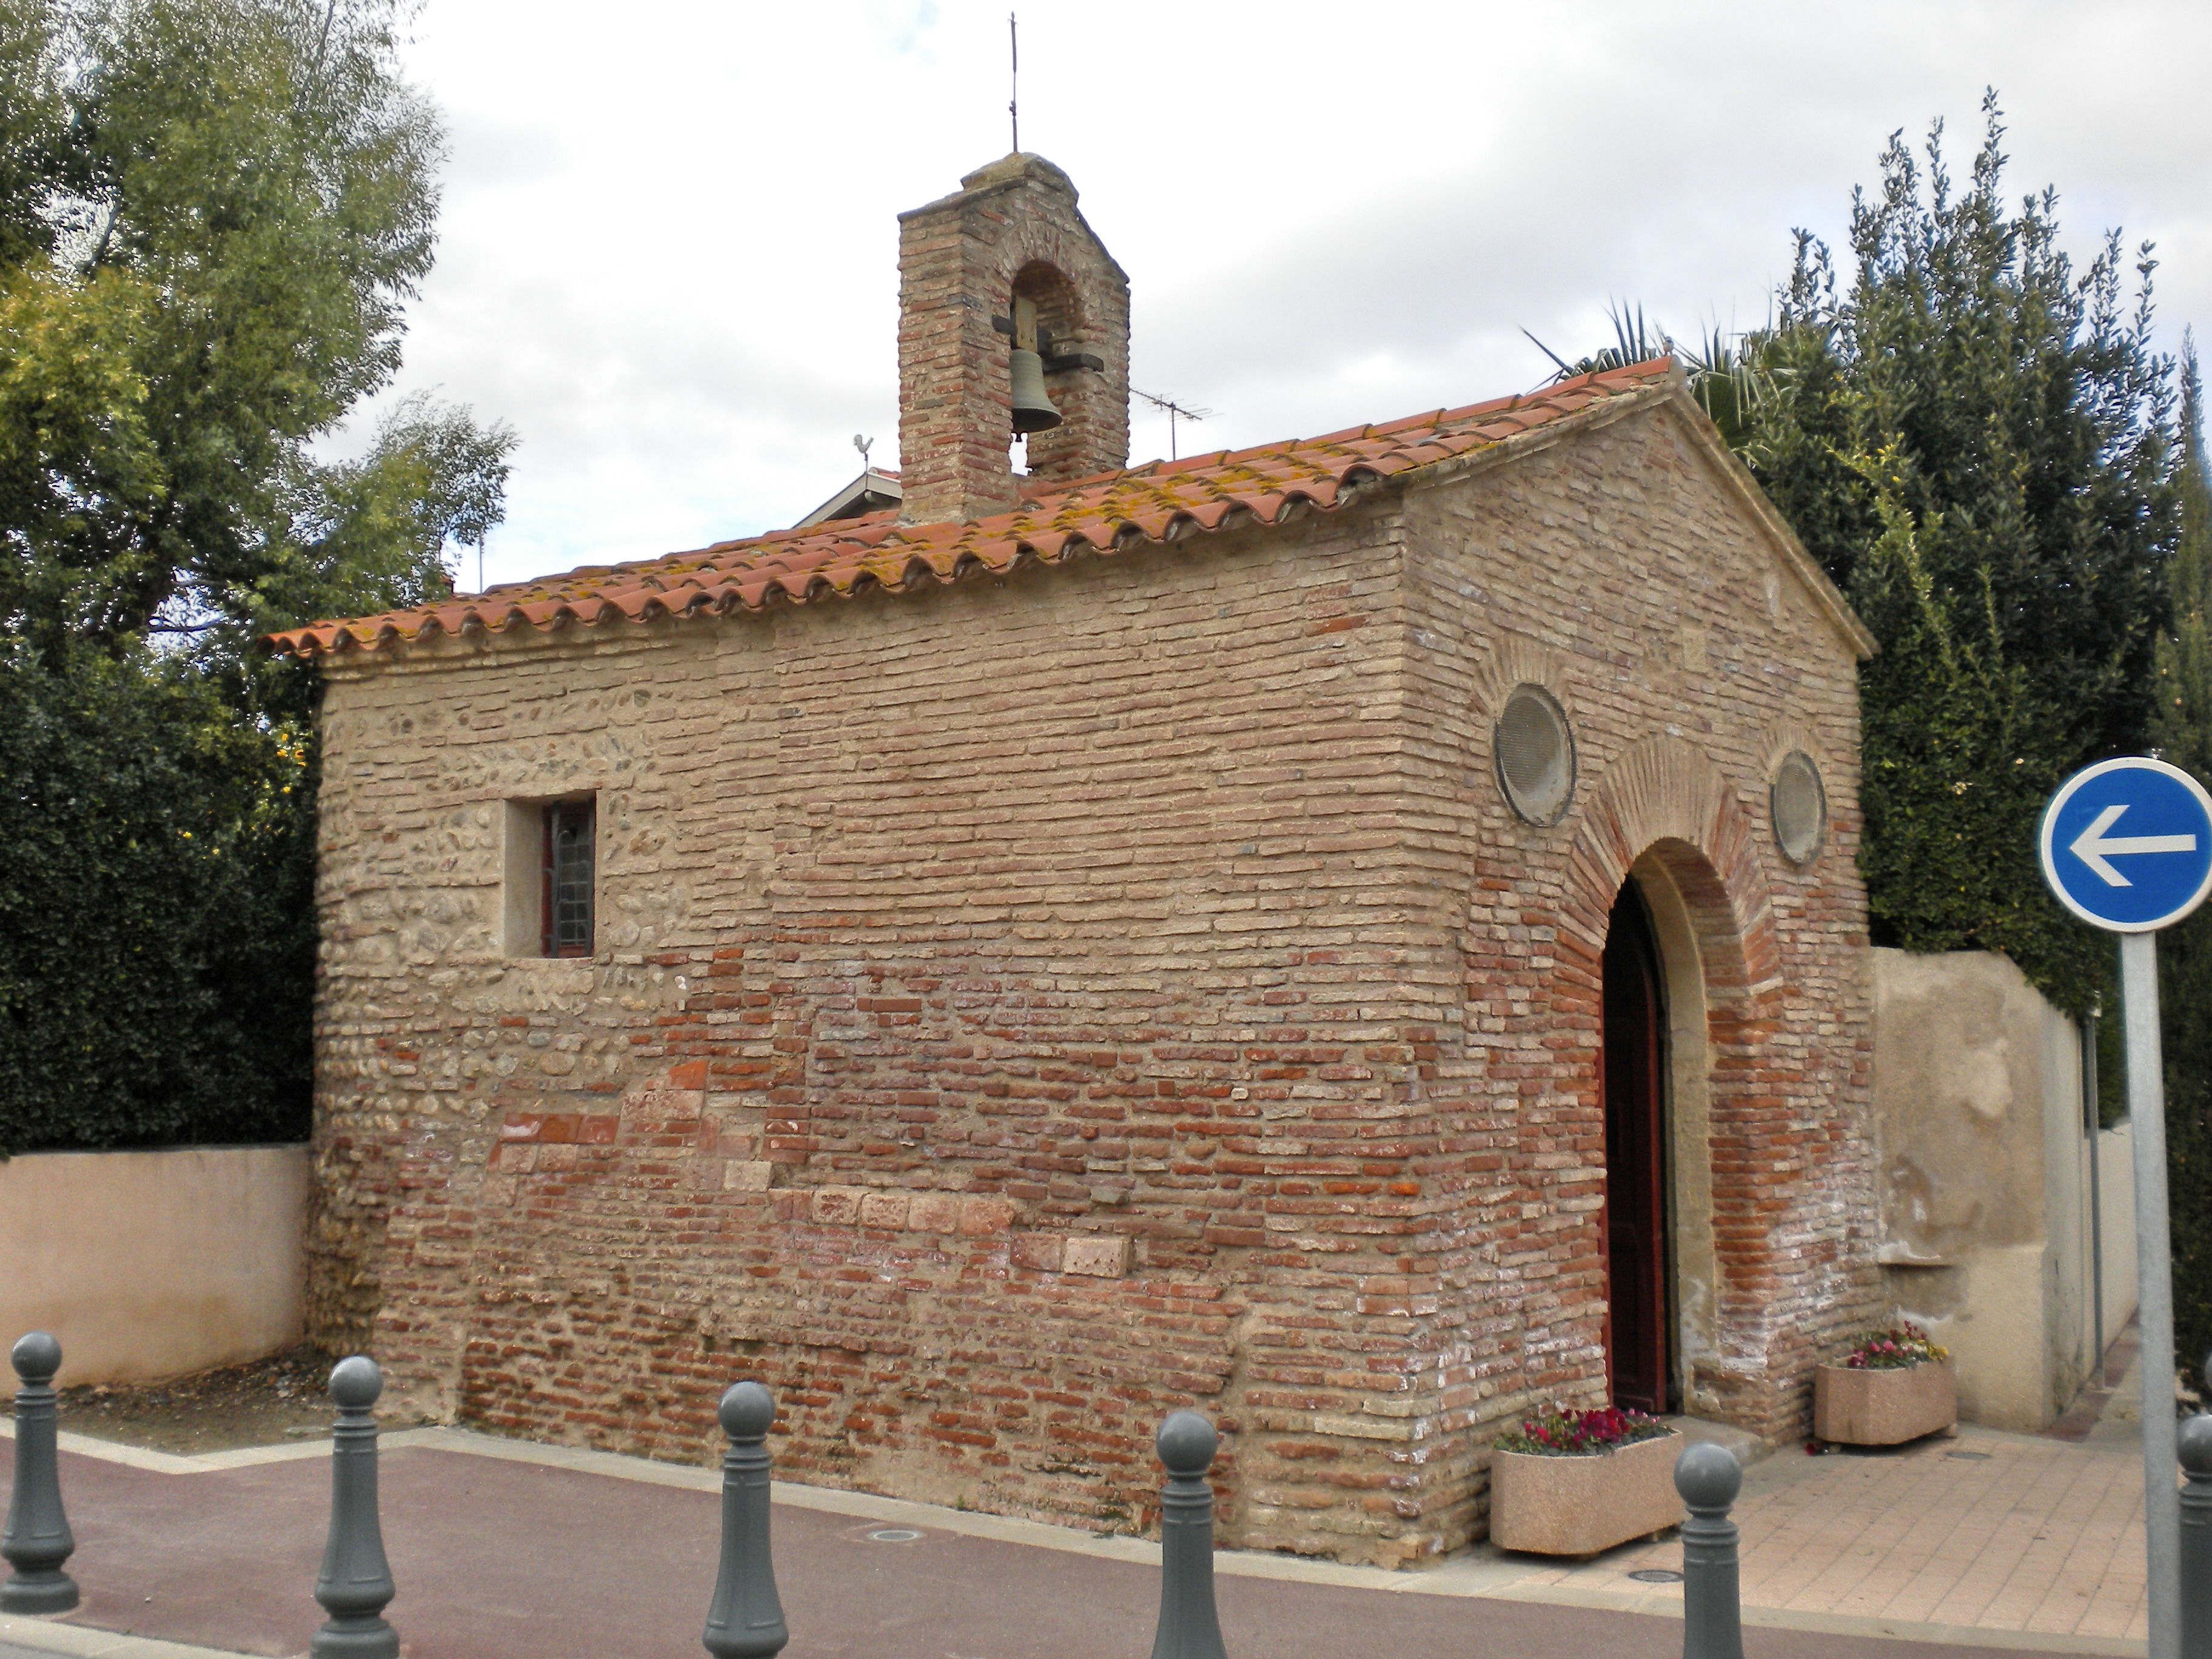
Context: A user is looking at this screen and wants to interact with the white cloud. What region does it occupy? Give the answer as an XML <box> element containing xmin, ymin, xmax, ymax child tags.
<box><xmin>360</xmin><ymin>0</ymin><xmax>2212</xmax><ymax>590</ymax></box>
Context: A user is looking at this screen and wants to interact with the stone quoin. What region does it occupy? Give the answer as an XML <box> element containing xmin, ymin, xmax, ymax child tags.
<box><xmin>274</xmin><ymin>152</ymin><xmax>1882</xmax><ymax>1567</ymax></box>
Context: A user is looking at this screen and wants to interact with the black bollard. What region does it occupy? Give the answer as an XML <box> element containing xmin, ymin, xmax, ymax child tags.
<box><xmin>310</xmin><ymin>1356</ymin><xmax>398</xmax><ymax>1659</ymax></box>
<box><xmin>2182</xmin><ymin>1408</ymin><xmax>2212</xmax><ymax>1659</ymax></box>
<box><xmin>1675</xmin><ymin>1441</ymin><xmax>1745</xmax><ymax>1659</ymax></box>
<box><xmin>703</xmin><ymin>1381</ymin><xmax>788</xmax><ymax>1659</ymax></box>
<box><xmin>1149</xmin><ymin>1410</ymin><xmax>1230</xmax><ymax>1659</ymax></box>
<box><xmin>1</xmin><ymin>1332</ymin><xmax>78</xmax><ymax>1614</ymax></box>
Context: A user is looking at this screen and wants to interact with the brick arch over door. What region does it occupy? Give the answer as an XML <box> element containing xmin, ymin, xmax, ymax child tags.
<box><xmin>1557</xmin><ymin>735</ymin><xmax>1791</xmax><ymax>1428</ymax></box>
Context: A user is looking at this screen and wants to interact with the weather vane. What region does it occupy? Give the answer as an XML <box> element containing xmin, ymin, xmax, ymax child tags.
<box><xmin>1008</xmin><ymin>13</ymin><xmax>1019</xmax><ymax>153</ymax></box>
<box><xmin>853</xmin><ymin>434</ymin><xmax>874</xmax><ymax>471</ymax></box>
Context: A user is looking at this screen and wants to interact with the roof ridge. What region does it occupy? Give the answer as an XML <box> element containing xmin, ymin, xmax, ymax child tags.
<box><xmin>273</xmin><ymin>359</ymin><xmax>1681</xmax><ymax>658</ymax></box>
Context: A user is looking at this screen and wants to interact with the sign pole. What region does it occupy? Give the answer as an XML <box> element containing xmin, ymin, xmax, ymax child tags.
<box><xmin>2123</xmin><ymin>931</ymin><xmax>2180</xmax><ymax>1659</ymax></box>
<box><xmin>2037</xmin><ymin>755</ymin><xmax>2212</xmax><ymax>1659</ymax></box>
<box><xmin>2085</xmin><ymin>1011</ymin><xmax>2105</xmax><ymax>1384</ymax></box>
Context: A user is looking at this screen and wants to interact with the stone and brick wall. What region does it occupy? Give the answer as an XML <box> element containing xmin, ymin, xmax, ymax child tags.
<box><xmin>305</xmin><ymin>401</ymin><xmax>1876</xmax><ymax>1565</ymax></box>
<box><xmin>1376</xmin><ymin>403</ymin><xmax>1882</xmax><ymax>1548</ymax></box>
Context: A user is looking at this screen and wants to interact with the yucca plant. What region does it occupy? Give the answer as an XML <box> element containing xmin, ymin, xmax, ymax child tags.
<box><xmin>1524</xmin><ymin>302</ymin><xmax>1774</xmax><ymax>452</ymax></box>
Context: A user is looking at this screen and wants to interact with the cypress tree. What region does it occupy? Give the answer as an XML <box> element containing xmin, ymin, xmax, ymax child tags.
<box><xmin>1742</xmin><ymin>95</ymin><xmax>2179</xmax><ymax>1017</ymax></box>
<box><xmin>1555</xmin><ymin>94</ymin><xmax>2195</xmax><ymax>1379</ymax></box>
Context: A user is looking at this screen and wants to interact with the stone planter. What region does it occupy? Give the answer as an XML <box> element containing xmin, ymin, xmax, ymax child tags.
<box><xmin>1814</xmin><ymin>1359</ymin><xmax>1958</xmax><ymax>1446</ymax></box>
<box><xmin>1487</xmin><ymin>1430</ymin><xmax>1683</xmax><ymax>1556</ymax></box>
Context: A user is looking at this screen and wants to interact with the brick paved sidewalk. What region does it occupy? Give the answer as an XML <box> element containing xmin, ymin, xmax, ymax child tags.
<box><xmin>1504</xmin><ymin>1426</ymin><xmax>2147</xmax><ymax>1648</ymax></box>
<box><xmin>0</xmin><ymin>1409</ymin><xmax>2153</xmax><ymax>1659</ymax></box>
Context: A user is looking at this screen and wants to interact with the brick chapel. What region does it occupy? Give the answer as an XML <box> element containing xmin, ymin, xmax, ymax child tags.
<box><xmin>276</xmin><ymin>152</ymin><xmax>1883</xmax><ymax>1566</ymax></box>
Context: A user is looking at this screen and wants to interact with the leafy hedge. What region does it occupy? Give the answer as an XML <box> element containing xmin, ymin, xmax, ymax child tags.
<box><xmin>2154</xmin><ymin>353</ymin><xmax>2212</xmax><ymax>1379</ymax></box>
<box><xmin>0</xmin><ymin>645</ymin><xmax>313</xmax><ymax>1156</ymax></box>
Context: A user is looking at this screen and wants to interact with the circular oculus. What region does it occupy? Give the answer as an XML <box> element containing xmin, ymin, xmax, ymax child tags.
<box><xmin>1772</xmin><ymin>751</ymin><xmax>1826</xmax><ymax>865</ymax></box>
<box><xmin>1496</xmin><ymin>685</ymin><xmax>1576</xmax><ymax>826</ymax></box>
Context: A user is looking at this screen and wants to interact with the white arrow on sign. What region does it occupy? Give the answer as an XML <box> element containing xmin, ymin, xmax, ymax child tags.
<box><xmin>2069</xmin><ymin>803</ymin><xmax>2199</xmax><ymax>888</ymax></box>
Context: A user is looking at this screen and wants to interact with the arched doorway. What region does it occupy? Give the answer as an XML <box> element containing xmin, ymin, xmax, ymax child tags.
<box><xmin>1602</xmin><ymin>879</ymin><xmax>1672</xmax><ymax>1415</ymax></box>
<box><xmin>1560</xmin><ymin>737</ymin><xmax>1796</xmax><ymax>1429</ymax></box>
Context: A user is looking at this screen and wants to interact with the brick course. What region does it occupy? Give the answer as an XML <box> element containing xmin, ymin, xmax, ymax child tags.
<box><xmin>305</xmin><ymin>398</ymin><xmax>1878</xmax><ymax>1566</ymax></box>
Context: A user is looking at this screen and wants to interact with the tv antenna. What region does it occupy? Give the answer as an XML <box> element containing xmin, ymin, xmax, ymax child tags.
<box><xmin>1008</xmin><ymin>13</ymin><xmax>1019</xmax><ymax>153</ymax></box>
<box><xmin>1133</xmin><ymin>388</ymin><xmax>1215</xmax><ymax>461</ymax></box>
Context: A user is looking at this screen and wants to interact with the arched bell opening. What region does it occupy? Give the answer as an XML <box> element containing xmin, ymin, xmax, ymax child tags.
<box><xmin>1008</xmin><ymin>260</ymin><xmax>1094</xmax><ymax>481</ymax></box>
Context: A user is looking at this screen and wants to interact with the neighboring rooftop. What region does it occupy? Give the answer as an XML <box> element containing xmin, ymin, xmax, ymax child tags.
<box><xmin>794</xmin><ymin>466</ymin><xmax>903</xmax><ymax>528</ymax></box>
<box><xmin>270</xmin><ymin>360</ymin><xmax>1686</xmax><ymax>662</ymax></box>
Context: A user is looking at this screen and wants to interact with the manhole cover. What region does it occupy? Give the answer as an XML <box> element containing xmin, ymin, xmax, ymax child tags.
<box><xmin>868</xmin><ymin>1528</ymin><xmax>922</xmax><ymax>1543</ymax></box>
<box><xmin>1945</xmin><ymin>1451</ymin><xmax>1992</xmax><ymax>1461</ymax></box>
<box><xmin>1627</xmin><ymin>1568</ymin><xmax>1684</xmax><ymax>1584</ymax></box>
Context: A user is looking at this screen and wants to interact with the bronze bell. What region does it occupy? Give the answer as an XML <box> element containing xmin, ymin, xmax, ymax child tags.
<box><xmin>1008</xmin><ymin>347</ymin><xmax>1062</xmax><ymax>434</ymax></box>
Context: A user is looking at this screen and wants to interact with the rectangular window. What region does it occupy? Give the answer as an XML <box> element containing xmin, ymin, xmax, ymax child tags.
<box><xmin>540</xmin><ymin>799</ymin><xmax>595</xmax><ymax>957</ymax></box>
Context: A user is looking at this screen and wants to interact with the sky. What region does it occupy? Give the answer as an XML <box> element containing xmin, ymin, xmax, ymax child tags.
<box><xmin>359</xmin><ymin>0</ymin><xmax>2212</xmax><ymax>594</ymax></box>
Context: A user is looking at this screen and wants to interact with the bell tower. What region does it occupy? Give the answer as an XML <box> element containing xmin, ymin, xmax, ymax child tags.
<box><xmin>895</xmin><ymin>153</ymin><xmax>1130</xmax><ymax>525</ymax></box>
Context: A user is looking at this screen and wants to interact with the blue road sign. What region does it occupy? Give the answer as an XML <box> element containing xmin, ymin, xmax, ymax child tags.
<box><xmin>2039</xmin><ymin>757</ymin><xmax>2212</xmax><ymax>933</ymax></box>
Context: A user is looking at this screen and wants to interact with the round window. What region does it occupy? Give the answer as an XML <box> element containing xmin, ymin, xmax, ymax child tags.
<box><xmin>1495</xmin><ymin>685</ymin><xmax>1575</xmax><ymax>825</ymax></box>
<box><xmin>1772</xmin><ymin>751</ymin><xmax>1826</xmax><ymax>865</ymax></box>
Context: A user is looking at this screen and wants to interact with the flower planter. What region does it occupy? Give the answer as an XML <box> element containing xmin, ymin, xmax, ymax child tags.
<box><xmin>1488</xmin><ymin>1429</ymin><xmax>1683</xmax><ymax>1556</ymax></box>
<box><xmin>1814</xmin><ymin>1358</ymin><xmax>1957</xmax><ymax>1446</ymax></box>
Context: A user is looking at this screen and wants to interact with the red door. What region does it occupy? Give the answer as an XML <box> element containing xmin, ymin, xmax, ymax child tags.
<box><xmin>1601</xmin><ymin>881</ymin><xmax>1672</xmax><ymax>1415</ymax></box>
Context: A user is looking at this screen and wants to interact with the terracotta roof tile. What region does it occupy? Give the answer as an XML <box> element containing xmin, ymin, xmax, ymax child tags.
<box><xmin>270</xmin><ymin>358</ymin><xmax>1677</xmax><ymax>660</ymax></box>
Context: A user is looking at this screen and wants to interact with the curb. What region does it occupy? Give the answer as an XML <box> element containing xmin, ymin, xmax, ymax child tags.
<box><xmin>0</xmin><ymin>1612</ymin><xmax>252</xmax><ymax>1658</ymax></box>
<box><xmin>3</xmin><ymin>1419</ymin><xmax>2148</xmax><ymax>1657</ymax></box>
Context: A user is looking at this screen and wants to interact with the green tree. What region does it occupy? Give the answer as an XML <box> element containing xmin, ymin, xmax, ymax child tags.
<box><xmin>2154</xmin><ymin>342</ymin><xmax>2212</xmax><ymax>1376</ymax></box>
<box><xmin>0</xmin><ymin>0</ymin><xmax>514</xmax><ymax>1155</ymax></box>
<box><xmin>0</xmin><ymin>0</ymin><xmax>71</xmax><ymax>268</ymax></box>
<box><xmin>1557</xmin><ymin>97</ymin><xmax>2190</xmax><ymax>1373</ymax></box>
<box><xmin>1740</xmin><ymin>95</ymin><xmax>2177</xmax><ymax>1016</ymax></box>
<box><xmin>1</xmin><ymin>0</ymin><xmax>514</xmax><ymax>676</ymax></box>
<box><xmin>1552</xmin><ymin>98</ymin><xmax>2199</xmax><ymax>1376</ymax></box>
<box><xmin>1553</xmin><ymin>102</ymin><xmax>2177</xmax><ymax>1013</ymax></box>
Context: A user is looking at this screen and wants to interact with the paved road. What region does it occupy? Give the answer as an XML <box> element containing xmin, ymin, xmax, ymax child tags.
<box><xmin>0</xmin><ymin>1434</ymin><xmax>2114</xmax><ymax>1659</ymax></box>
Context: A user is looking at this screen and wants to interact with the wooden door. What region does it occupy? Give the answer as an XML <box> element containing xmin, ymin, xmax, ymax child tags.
<box><xmin>1601</xmin><ymin>880</ymin><xmax>1672</xmax><ymax>1415</ymax></box>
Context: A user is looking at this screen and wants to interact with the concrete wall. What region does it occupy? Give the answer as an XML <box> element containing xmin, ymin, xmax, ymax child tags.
<box><xmin>0</xmin><ymin>1145</ymin><xmax>308</xmax><ymax>1387</ymax></box>
<box><xmin>1871</xmin><ymin>949</ymin><xmax>2135</xmax><ymax>1430</ymax></box>
<box><xmin>2097</xmin><ymin>1121</ymin><xmax>2139</xmax><ymax>1363</ymax></box>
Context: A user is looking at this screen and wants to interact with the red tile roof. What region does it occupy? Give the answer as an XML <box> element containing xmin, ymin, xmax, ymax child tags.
<box><xmin>270</xmin><ymin>359</ymin><xmax>1680</xmax><ymax>661</ymax></box>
